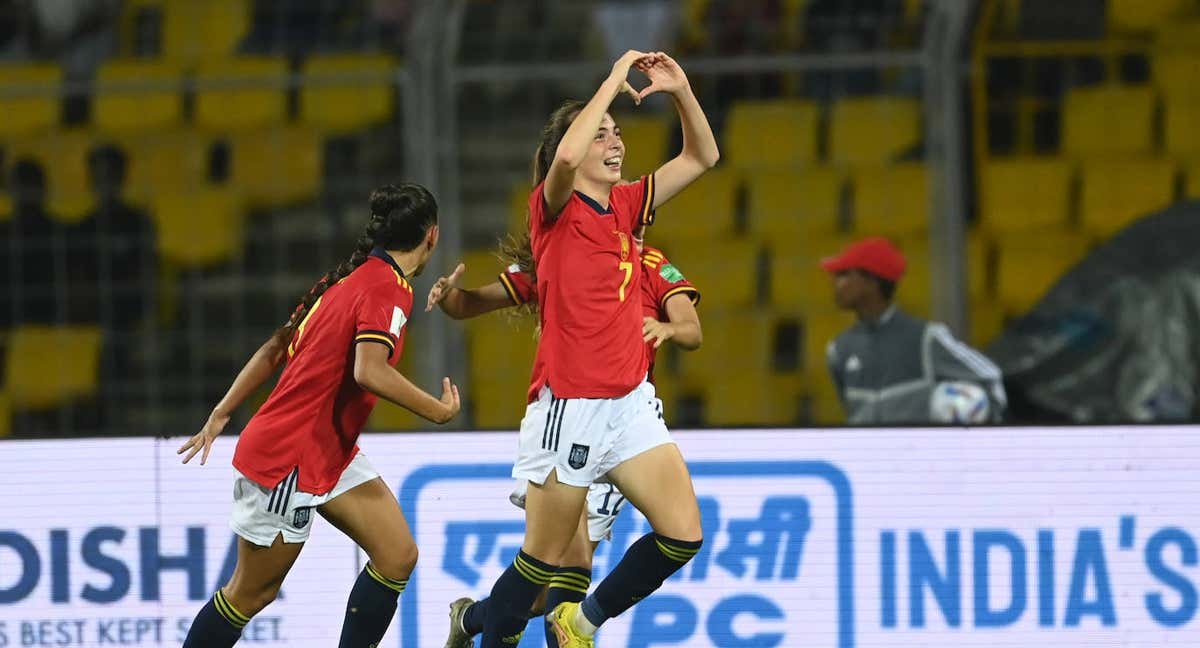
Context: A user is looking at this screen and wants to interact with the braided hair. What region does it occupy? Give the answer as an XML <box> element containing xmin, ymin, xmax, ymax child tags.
<box><xmin>274</xmin><ymin>183</ymin><xmax>438</xmax><ymax>345</ymax></box>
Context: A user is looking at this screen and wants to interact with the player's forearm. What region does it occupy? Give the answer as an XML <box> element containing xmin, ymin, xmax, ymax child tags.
<box><xmin>357</xmin><ymin>364</ymin><xmax>451</xmax><ymax>424</ymax></box>
<box><xmin>668</xmin><ymin>320</ymin><xmax>702</xmax><ymax>351</ymax></box>
<box><xmin>671</xmin><ymin>86</ymin><xmax>720</xmax><ymax>169</ymax></box>
<box><xmin>212</xmin><ymin>337</ymin><xmax>285</xmax><ymax>417</ymax></box>
<box><xmin>439</xmin><ymin>286</ymin><xmax>510</xmax><ymax>320</ymax></box>
<box><xmin>554</xmin><ymin>74</ymin><xmax>626</xmax><ymax>170</ymax></box>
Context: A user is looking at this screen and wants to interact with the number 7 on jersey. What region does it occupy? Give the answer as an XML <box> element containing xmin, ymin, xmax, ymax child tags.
<box><xmin>617</xmin><ymin>261</ymin><xmax>634</xmax><ymax>302</ymax></box>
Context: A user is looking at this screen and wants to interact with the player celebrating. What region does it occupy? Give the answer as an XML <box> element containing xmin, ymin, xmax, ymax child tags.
<box><xmin>469</xmin><ymin>49</ymin><xmax>719</xmax><ymax>648</ymax></box>
<box><xmin>175</xmin><ymin>184</ymin><xmax>461</xmax><ymax>648</ymax></box>
<box><xmin>426</xmin><ymin>224</ymin><xmax>702</xmax><ymax>647</ymax></box>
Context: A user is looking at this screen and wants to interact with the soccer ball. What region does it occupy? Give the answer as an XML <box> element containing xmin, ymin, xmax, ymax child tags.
<box><xmin>929</xmin><ymin>381</ymin><xmax>990</xmax><ymax>424</ymax></box>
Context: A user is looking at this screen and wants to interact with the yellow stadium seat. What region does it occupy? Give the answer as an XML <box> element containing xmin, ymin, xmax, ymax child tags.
<box><xmin>651</xmin><ymin>168</ymin><xmax>739</xmax><ymax>245</ymax></box>
<box><xmin>894</xmin><ymin>230</ymin><xmax>992</xmax><ymax>304</ymax></box>
<box><xmin>120</xmin><ymin>131</ymin><xmax>211</xmax><ymax>204</ymax></box>
<box><xmin>508</xmin><ymin>181</ymin><xmax>533</xmax><ymax>233</ymax></box>
<box><xmin>93</xmin><ymin>60</ymin><xmax>184</xmax><ymax>133</ymax></box>
<box><xmin>1080</xmin><ymin>158</ymin><xmax>1177</xmax><ymax>239</ymax></box>
<box><xmin>1187</xmin><ymin>161</ymin><xmax>1200</xmax><ymax>199</ymax></box>
<box><xmin>802</xmin><ymin>308</ymin><xmax>854</xmax><ymax>377</ymax></box>
<box><xmin>980</xmin><ymin>157</ymin><xmax>1074</xmax><ymax>234</ymax></box>
<box><xmin>704</xmin><ymin>373</ymin><xmax>799</xmax><ymax>426</ymax></box>
<box><xmin>852</xmin><ymin>163</ymin><xmax>928</xmax><ymax>237</ymax></box>
<box><xmin>5</xmin><ymin>326</ymin><xmax>103</xmax><ymax>410</ymax></box>
<box><xmin>0</xmin><ymin>390</ymin><xmax>8</xmax><ymax>437</ymax></box>
<box><xmin>806</xmin><ymin>370</ymin><xmax>845</xmax><ymax>425</ymax></box>
<box><xmin>1153</xmin><ymin>53</ymin><xmax>1200</xmax><ymax>100</ymax></box>
<box><xmin>156</xmin><ymin>0</ymin><xmax>250</xmax><ymax>62</ymax></box>
<box><xmin>153</xmin><ymin>187</ymin><xmax>244</xmax><ymax>267</ymax></box>
<box><xmin>677</xmin><ymin>310</ymin><xmax>773</xmax><ymax>385</ymax></box>
<box><xmin>0</xmin><ymin>192</ymin><xmax>10</xmax><ymax>221</ymax></box>
<box><xmin>660</xmin><ymin>239</ymin><xmax>758</xmax><ymax>310</ymax></box>
<box><xmin>1062</xmin><ymin>85</ymin><xmax>1156</xmax><ymax>157</ymax></box>
<box><xmin>1164</xmin><ymin>99</ymin><xmax>1200</xmax><ymax>159</ymax></box>
<box><xmin>829</xmin><ymin>96</ymin><xmax>921</xmax><ymax>166</ymax></box>
<box><xmin>768</xmin><ymin>240</ymin><xmax>848</xmax><ymax>312</ymax></box>
<box><xmin>230</xmin><ymin>127</ymin><xmax>322</xmax><ymax>208</ymax></box>
<box><xmin>1109</xmin><ymin>0</ymin><xmax>1192</xmax><ymax>32</ymax></box>
<box><xmin>194</xmin><ymin>57</ymin><xmax>288</xmax><ymax>132</ymax></box>
<box><xmin>725</xmin><ymin>99</ymin><xmax>820</xmax><ymax>170</ymax></box>
<box><xmin>0</xmin><ymin>64</ymin><xmax>60</xmax><ymax>137</ymax></box>
<box><xmin>970</xmin><ymin>298</ymin><xmax>1007</xmax><ymax>348</ymax></box>
<box><xmin>746</xmin><ymin>167</ymin><xmax>845</xmax><ymax>240</ymax></box>
<box><xmin>995</xmin><ymin>230</ymin><xmax>1090</xmax><ymax>315</ymax></box>
<box><xmin>613</xmin><ymin>114</ymin><xmax>670</xmax><ymax>179</ymax></box>
<box><xmin>6</xmin><ymin>131</ymin><xmax>94</xmax><ymax>222</ymax></box>
<box><xmin>466</xmin><ymin>315</ymin><xmax>538</xmax><ymax>428</ymax></box>
<box><xmin>301</xmin><ymin>54</ymin><xmax>396</xmax><ymax>134</ymax></box>
<box><xmin>457</xmin><ymin>248</ymin><xmax>510</xmax><ymax>289</ymax></box>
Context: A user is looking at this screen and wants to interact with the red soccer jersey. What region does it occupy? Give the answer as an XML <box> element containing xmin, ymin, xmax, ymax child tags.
<box><xmin>233</xmin><ymin>249</ymin><xmax>414</xmax><ymax>494</ymax></box>
<box><xmin>526</xmin><ymin>176</ymin><xmax>656</xmax><ymax>401</ymax></box>
<box><xmin>501</xmin><ymin>244</ymin><xmax>698</xmax><ymax>385</ymax></box>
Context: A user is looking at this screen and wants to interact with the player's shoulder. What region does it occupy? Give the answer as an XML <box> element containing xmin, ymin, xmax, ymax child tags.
<box><xmin>354</xmin><ymin>257</ymin><xmax>414</xmax><ymax>298</ymax></box>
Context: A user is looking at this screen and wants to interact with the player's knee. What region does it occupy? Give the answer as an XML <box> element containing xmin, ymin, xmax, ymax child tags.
<box><xmin>226</xmin><ymin>583</ymin><xmax>280</xmax><ymax>617</ymax></box>
<box><xmin>372</xmin><ymin>541</ymin><xmax>418</xmax><ymax>579</ymax></box>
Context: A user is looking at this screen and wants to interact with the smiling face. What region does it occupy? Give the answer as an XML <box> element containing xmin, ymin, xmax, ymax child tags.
<box><xmin>576</xmin><ymin>113</ymin><xmax>624</xmax><ymax>188</ymax></box>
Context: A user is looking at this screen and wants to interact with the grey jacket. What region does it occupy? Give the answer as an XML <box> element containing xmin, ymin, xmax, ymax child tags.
<box><xmin>825</xmin><ymin>306</ymin><xmax>1007</xmax><ymax>424</ymax></box>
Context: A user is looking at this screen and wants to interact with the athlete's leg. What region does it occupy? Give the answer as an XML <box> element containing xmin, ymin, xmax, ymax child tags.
<box><xmin>573</xmin><ymin>443</ymin><xmax>702</xmax><ymax>635</ymax></box>
<box><xmin>480</xmin><ymin>468</ymin><xmax>588</xmax><ymax>648</ymax></box>
<box><xmin>543</xmin><ymin>509</ymin><xmax>599</xmax><ymax>646</ymax></box>
<box><xmin>183</xmin><ymin>535</ymin><xmax>304</xmax><ymax>647</ymax></box>
<box><xmin>318</xmin><ymin>477</ymin><xmax>418</xmax><ymax>647</ymax></box>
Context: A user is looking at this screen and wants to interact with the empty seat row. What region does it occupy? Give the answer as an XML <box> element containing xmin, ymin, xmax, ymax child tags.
<box><xmin>1063</xmin><ymin>81</ymin><xmax>1200</xmax><ymax>158</ymax></box>
<box><xmin>0</xmin><ymin>54</ymin><xmax>396</xmax><ymax>138</ymax></box>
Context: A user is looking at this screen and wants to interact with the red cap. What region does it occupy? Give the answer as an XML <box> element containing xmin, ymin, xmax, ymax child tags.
<box><xmin>820</xmin><ymin>237</ymin><xmax>907</xmax><ymax>282</ymax></box>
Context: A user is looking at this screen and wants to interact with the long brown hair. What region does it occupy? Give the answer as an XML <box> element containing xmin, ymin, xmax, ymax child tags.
<box><xmin>274</xmin><ymin>183</ymin><xmax>438</xmax><ymax>345</ymax></box>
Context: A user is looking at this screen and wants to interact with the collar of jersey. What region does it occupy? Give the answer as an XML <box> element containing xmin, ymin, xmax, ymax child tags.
<box><xmin>574</xmin><ymin>190</ymin><xmax>612</xmax><ymax>215</ymax></box>
<box><xmin>370</xmin><ymin>246</ymin><xmax>406</xmax><ymax>277</ymax></box>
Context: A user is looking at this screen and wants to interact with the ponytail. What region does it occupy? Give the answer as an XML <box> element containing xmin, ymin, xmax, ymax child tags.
<box><xmin>273</xmin><ymin>232</ymin><xmax>373</xmax><ymax>347</ymax></box>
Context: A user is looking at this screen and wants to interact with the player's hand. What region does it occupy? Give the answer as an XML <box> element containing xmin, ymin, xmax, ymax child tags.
<box><xmin>642</xmin><ymin>317</ymin><xmax>675</xmax><ymax>349</ymax></box>
<box><xmin>620</xmin><ymin>80</ymin><xmax>642</xmax><ymax>106</ymax></box>
<box><xmin>425</xmin><ymin>263</ymin><xmax>466</xmax><ymax>312</ymax></box>
<box><xmin>433</xmin><ymin>377</ymin><xmax>461</xmax><ymax>424</ymax></box>
<box><xmin>635</xmin><ymin>52</ymin><xmax>689</xmax><ymax>100</ymax></box>
<box><xmin>611</xmin><ymin>49</ymin><xmax>652</xmax><ymax>77</ymax></box>
<box><xmin>177</xmin><ymin>411</ymin><xmax>230</xmax><ymax>465</ymax></box>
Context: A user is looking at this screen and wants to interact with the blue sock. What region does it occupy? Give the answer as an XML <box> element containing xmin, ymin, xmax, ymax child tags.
<box><xmin>480</xmin><ymin>550</ymin><xmax>556</xmax><ymax>648</ymax></box>
<box><xmin>544</xmin><ymin>566</ymin><xmax>591</xmax><ymax>646</ymax></box>
<box><xmin>462</xmin><ymin>599</ymin><xmax>488</xmax><ymax>635</ymax></box>
<box><xmin>338</xmin><ymin>563</ymin><xmax>406</xmax><ymax>647</ymax></box>
<box><xmin>582</xmin><ymin>533</ymin><xmax>702</xmax><ymax>627</ymax></box>
<box><xmin>182</xmin><ymin>590</ymin><xmax>247</xmax><ymax>648</ymax></box>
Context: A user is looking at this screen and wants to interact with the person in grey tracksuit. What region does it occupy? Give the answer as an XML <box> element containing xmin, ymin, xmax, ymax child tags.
<box><xmin>821</xmin><ymin>237</ymin><xmax>1007</xmax><ymax>424</ymax></box>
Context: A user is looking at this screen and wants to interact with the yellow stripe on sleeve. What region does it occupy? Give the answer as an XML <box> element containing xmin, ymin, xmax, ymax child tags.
<box><xmin>660</xmin><ymin>286</ymin><xmax>700</xmax><ymax>308</ymax></box>
<box><xmin>640</xmin><ymin>174</ymin><xmax>656</xmax><ymax>226</ymax></box>
<box><xmin>498</xmin><ymin>273</ymin><xmax>523</xmax><ymax>305</ymax></box>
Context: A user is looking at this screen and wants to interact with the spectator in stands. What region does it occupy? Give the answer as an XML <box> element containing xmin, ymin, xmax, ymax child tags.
<box><xmin>5</xmin><ymin>158</ymin><xmax>67</xmax><ymax>324</ymax></box>
<box><xmin>822</xmin><ymin>237</ymin><xmax>1008</xmax><ymax>424</ymax></box>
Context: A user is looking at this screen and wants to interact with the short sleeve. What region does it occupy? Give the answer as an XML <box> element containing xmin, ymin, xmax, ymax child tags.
<box><xmin>354</xmin><ymin>282</ymin><xmax>414</xmax><ymax>359</ymax></box>
<box><xmin>499</xmin><ymin>265</ymin><xmax>537</xmax><ymax>305</ymax></box>
<box><xmin>644</xmin><ymin>249</ymin><xmax>699</xmax><ymax>309</ymax></box>
<box><xmin>610</xmin><ymin>174</ymin><xmax>656</xmax><ymax>231</ymax></box>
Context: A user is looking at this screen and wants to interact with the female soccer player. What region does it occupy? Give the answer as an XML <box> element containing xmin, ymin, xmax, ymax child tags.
<box><xmin>425</xmin><ymin>225</ymin><xmax>702</xmax><ymax>647</ymax></box>
<box><xmin>469</xmin><ymin>49</ymin><xmax>718</xmax><ymax>648</ymax></box>
<box><xmin>175</xmin><ymin>183</ymin><xmax>461</xmax><ymax>648</ymax></box>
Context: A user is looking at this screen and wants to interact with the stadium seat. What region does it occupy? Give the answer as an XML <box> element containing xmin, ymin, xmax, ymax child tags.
<box><xmin>979</xmin><ymin>157</ymin><xmax>1074</xmax><ymax>234</ymax></box>
<box><xmin>1164</xmin><ymin>99</ymin><xmax>1200</xmax><ymax>159</ymax></box>
<box><xmin>970</xmin><ymin>298</ymin><xmax>1007</xmax><ymax>348</ymax></box>
<box><xmin>746</xmin><ymin>167</ymin><xmax>845</xmax><ymax>241</ymax></box>
<box><xmin>121</xmin><ymin>131</ymin><xmax>211</xmax><ymax>204</ymax></box>
<box><xmin>458</xmin><ymin>248</ymin><xmax>510</xmax><ymax>289</ymax></box>
<box><xmin>613</xmin><ymin>114</ymin><xmax>670</xmax><ymax>179</ymax></box>
<box><xmin>1108</xmin><ymin>0</ymin><xmax>1192</xmax><ymax>32</ymax></box>
<box><xmin>703</xmin><ymin>373</ymin><xmax>799</xmax><ymax>426</ymax></box>
<box><xmin>661</xmin><ymin>239</ymin><xmax>759</xmax><ymax>310</ymax></box>
<box><xmin>724</xmin><ymin>99</ymin><xmax>820</xmax><ymax>170</ymax></box>
<box><xmin>0</xmin><ymin>191</ymin><xmax>10</xmax><ymax>221</ymax></box>
<box><xmin>829</xmin><ymin>96</ymin><xmax>921</xmax><ymax>166</ymax></box>
<box><xmin>229</xmin><ymin>127</ymin><xmax>322</xmax><ymax>208</ymax></box>
<box><xmin>995</xmin><ymin>230</ymin><xmax>1089</xmax><ymax>314</ymax></box>
<box><xmin>194</xmin><ymin>57</ymin><xmax>288</xmax><ymax>132</ymax></box>
<box><xmin>1079</xmin><ymin>158</ymin><xmax>1177</xmax><ymax>239</ymax></box>
<box><xmin>651</xmin><ymin>167</ymin><xmax>739</xmax><ymax>245</ymax></box>
<box><xmin>1152</xmin><ymin>52</ymin><xmax>1200</xmax><ymax>100</ymax></box>
<box><xmin>0</xmin><ymin>64</ymin><xmax>60</xmax><ymax>137</ymax></box>
<box><xmin>93</xmin><ymin>60</ymin><xmax>184</xmax><ymax>133</ymax></box>
<box><xmin>1187</xmin><ymin>161</ymin><xmax>1200</xmax><ymax>199</ymax></box>
<box><xmin>466</xmin><ymin>315</ymin><xmax>538</xmax><ymax>428</ymax></box>
<box><xmin>893</xmin><ymin>232</ymin><xmax>991</xmax><ymax>315</ymax></box>
<box><xmin>767</xmin><ymin>236</ymin><xmax>851</xmax><ymax>312</ymax></box>
<box><xmin>801</xmin><ymin>309</ymin><xmax>854</xmax><ymax>419</ymax></box>
<box><xmin>0</xmin><ymin>390</ymin><xmax>8</xmax><ymax>437</ymax></box>
<box><xmin>301</xmin><ymin>54</ymin><xmax>397</xmax><ymax>134</ymax></box>
<box><xmin>153</xmin><ymin>0</ymin><xmax>250</xmax><ymax>62</ymax></box>
<box><xmin>6</xmin><ymin>131</ymin><xmax>94</xmax><ymax>222</ymax></box>
<box><xmin>805</xmin><ymin>369</ymin><xmax>845</xmax><ymax>425</ymax></box>
<box><xmin>508</xmin><ymin>181</ymin><xmax>532</xmax><ymax>233</ymax></box>
<box><xmin>1062</xmin><ymin>85</ymin><xmax>1155</xmax><ymax>157</ymax></box>
<box><xmin>851</xmin><ymin>163</ymin><xmax>928</xmax><ymax>237</ymax></box>
<box><xmin>677</xmin><ymin>310</ymin><xmax>773</xmax><ymax>385</ymax></box>
<box><xmin>153</xmin><ymin>187</ymin><xmax>244</xmax><ymax>267</ymax></box>
<box><xmin>5</xmin><ymin>326</ymin><xmax>103</xmax><ymax>410</ymax></box>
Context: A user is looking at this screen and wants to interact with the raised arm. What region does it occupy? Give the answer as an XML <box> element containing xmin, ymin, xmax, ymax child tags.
<box><xmin>544</xmin><ymin>50</ymin><xmax>650</xmax><ymax>217</ymax></box>
<box><xmin>641</xmin><ymin>54</ymin><xmax>720</xmax><ymax>210</ymax></box>
<box><xmin>353</xmin><ymin>343</ymin><xmax>460</xmax><ymax>424</ymax></box>
<box><xmin>425</xmin><ymin>262</ymin><xmax>523</xmax><ymax>319</ymax></box>
<box><xmin>178</xmin><ymin>334</ymin><xmax>287</xmax><ymax>464</ymax></box>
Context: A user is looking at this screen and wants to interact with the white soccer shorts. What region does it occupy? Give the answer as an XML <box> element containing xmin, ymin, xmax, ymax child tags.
<box><xmin>509</xmin><ymin>480</ymin><xmax>630</xmax><ymax>542</ymax></box>
<box><xmin>512</xmin><ymin>380</ymin><xmax>673</xmax><ymax>488</ymax></box>
<box><xmin>229</xmin><ymin>452</ymin><xmax>380</xmax><ymax>546</ymax></box>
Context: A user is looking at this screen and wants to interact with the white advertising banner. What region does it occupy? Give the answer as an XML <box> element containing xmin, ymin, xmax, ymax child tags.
<box><xmin>1</xmin><ymin>427</ymin><xmax>1197</xmax><ymax>647</ymax></box>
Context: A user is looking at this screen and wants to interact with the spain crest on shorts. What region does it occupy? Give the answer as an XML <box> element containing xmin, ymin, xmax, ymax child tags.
<box><xmin>293</xmin><ymin>506</ymin><xmax>311</xmax><ymax>529</ymax></box>
<box><xmin>568</xmin><ymin>443</ymin><xmax>590</xmax><ymax>469</ymax></box>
